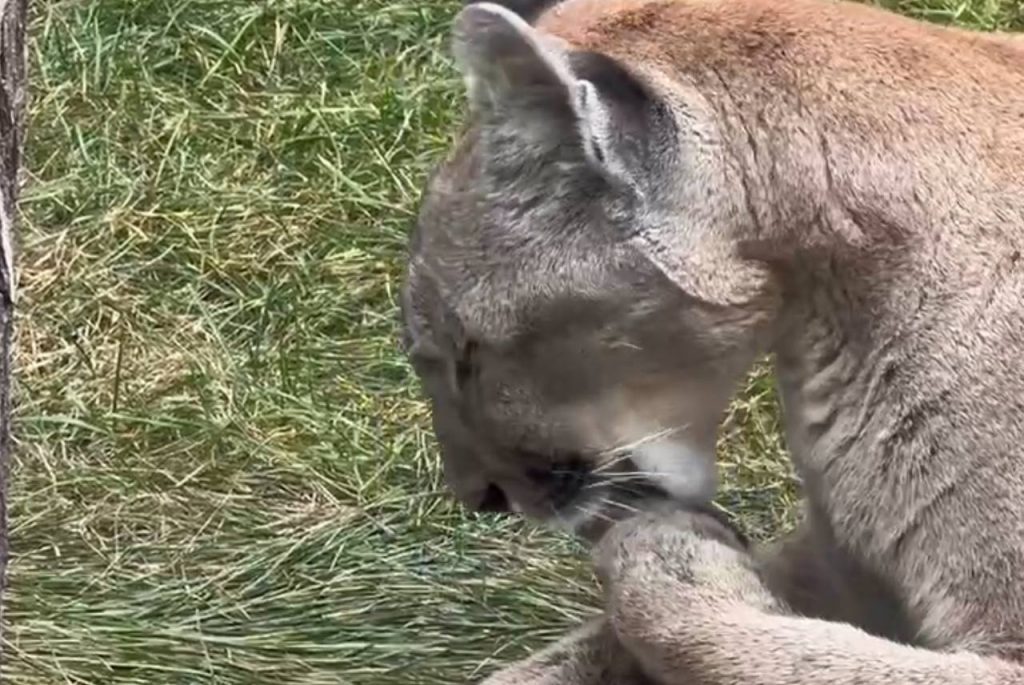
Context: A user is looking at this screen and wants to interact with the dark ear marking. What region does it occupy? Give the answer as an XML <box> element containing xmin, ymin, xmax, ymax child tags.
<box><xmin>570</xmin><ymin>50</ymin><xmax>673</xmax><ymax>184</ymax></box>
<box><xmin>463</xmin><ymin>0</ymin><xmax>562</xmax><ymax>24</ymax></box>
<box><xmin>452</xmin><ymin>4</ymin><xmax>670</xmax><ymax>189</ymax></box>
<box><xmin>568</xmin><ymin>51</ymin><xmax>653</xmax><ymax>114</ymax></box>
<box><xmin>454</xmin><ymin>339</ymin><xmax>478</xmax><ymax>389</ymax></box>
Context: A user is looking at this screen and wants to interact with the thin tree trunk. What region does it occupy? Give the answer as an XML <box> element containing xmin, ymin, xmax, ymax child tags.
<box><xmin>0</xmin><ymin>0</ymin><xmax>25</xmax><ymax>665</ymax></box>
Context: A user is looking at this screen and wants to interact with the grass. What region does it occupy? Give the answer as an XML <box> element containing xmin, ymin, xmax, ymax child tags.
<box><xmin>5</xmin><ymin>0</ymin><xmax>1022</xmax><ymax>682</ymax></box>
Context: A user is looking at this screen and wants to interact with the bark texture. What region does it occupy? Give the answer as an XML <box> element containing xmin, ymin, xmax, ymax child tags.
<box><xmin>0</xmin><ymin>0</ymin><xmax>26</xmax><ymax>663</ymax></box>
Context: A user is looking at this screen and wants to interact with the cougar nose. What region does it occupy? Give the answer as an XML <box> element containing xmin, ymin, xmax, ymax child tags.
<box><xmin>475</xmin><ymin>483</ymin><xmax>511</xmax><ymax>513</ymax></box>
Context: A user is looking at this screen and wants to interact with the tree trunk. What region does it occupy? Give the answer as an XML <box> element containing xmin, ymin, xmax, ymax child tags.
<box><xmin>0</xmin><ymin>0</ymin><xmax>25</xmax><ymax>662</ymax></box>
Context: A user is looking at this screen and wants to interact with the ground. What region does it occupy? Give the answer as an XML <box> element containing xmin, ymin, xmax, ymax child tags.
<box><xmin>6</xmin><ymin>0</ymin><xmax>1022</xmax><ymax>683</ymax></box>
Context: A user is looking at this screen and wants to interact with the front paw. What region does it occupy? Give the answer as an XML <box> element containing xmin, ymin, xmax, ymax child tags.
<box><xmin>592</xmin><ymin>508</ymin><xmax>776</xmax><ymax>633</ymax></box>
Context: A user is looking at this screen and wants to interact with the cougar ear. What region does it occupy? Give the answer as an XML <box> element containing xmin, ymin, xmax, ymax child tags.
<box><xmin>461</xmin><ymin>0</ymin><xmax>559</xmax><ymax>24</ymax></box>
<box><xmin>452</xmin><ymin>2</ymin><xmax>629</xmax><ymax>184</ymax></box>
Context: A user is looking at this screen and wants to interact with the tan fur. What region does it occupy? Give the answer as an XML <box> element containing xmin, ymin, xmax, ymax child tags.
<box><xmin>401</xmin><ymin>0</ymin><xmax>1024</xmax><ymax>682</ymax></box>
<box><xmin>479</xmin><ymin>507</ymin><xmax>1020</xmax><ymax>685</ymax></box>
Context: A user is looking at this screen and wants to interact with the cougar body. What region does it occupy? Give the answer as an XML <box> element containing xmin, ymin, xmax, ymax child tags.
<box><xmin>400</xmin><ymin>0</ymin><xmax>1024</xmax><ymax>681</ymax></box>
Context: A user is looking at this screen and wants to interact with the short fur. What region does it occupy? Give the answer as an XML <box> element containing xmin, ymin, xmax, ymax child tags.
<box><xmin>400</xmin><ymin>0</ymin><xmax>1024</xmax><ymax>682</ymax></box>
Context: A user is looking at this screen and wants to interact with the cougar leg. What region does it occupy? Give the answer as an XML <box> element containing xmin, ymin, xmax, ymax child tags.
<box><xmin>755</xmin><ymin>514</ymin><xmax>916</xmax><ymax>643</ymax></box>
<box><xmin>594</xmin><ymin>511</ymin><xmax>1020</xmax><ymax>685</ymax></box>
<box><xmin>478</xmin><ymin>618</ymin><xmax>654</xmax><ymax>685</ymax></box>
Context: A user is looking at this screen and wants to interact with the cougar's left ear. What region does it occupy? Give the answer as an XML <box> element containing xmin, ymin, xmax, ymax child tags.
<box><xmin>452</xmin><ymin>2</ymin><xmax>640</xmax><ymax>186</ymax></box>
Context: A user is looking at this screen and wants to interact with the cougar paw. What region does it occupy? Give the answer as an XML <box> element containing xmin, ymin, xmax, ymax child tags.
<box><xmin>592</xmin><ymin>508</ymin><xmax>772</xmax><ymax>641</ymax></box>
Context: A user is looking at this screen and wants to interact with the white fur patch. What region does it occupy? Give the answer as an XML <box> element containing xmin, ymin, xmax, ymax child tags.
<box><xmin>631</xmin><ymin>437</ymin><xmax>717</xmax><ymax>504</ymax></box>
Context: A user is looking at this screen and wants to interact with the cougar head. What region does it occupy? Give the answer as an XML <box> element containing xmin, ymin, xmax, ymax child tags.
<box><xmin>400</xmin><ymin>2</ymin><xmax>779</xmax><ymax>539</ymax></box>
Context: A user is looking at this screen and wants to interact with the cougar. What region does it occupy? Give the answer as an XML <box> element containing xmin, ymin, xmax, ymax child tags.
<box><xmin>399</xmin><ymin>0</ymin><xmax>1024</xmax><ymax>682</ymax></box>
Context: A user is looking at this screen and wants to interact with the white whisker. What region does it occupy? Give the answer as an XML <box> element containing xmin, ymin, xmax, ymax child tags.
<box><xmin>591</xmin><ymin>449</ymin><xmax>634</xmax><ymax>474</ymax></box>
<box><xmin>603</xmin><ymin>470</ymin><xmax>668</xmax><ymax>481</ymax></box>
<box><xmin>592</xmin><ymin>422</ymin><xmax>693</xmax><ymax>474</ymax></box>
<box><xmin>603</xmin><ymin>498</ymin><xmax>639</xmax><ymax>515</ymax></box>
<box><xmin>575</xmin><ymin>502</ymin><xmax>614</xmax><ymax>525</ymax></box>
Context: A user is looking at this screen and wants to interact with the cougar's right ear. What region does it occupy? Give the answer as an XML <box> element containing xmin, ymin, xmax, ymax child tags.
<box><xmin>451</xmin><ymin>3</ymin><xmax>658</xmax><ymax>190</ymax></box>
<box><xmin>452</xmin><ymin>3</ymin><xmax>577</xmax><ymax>123</ymax></box>
<box><xmin>462</xmin><ymin>0</ymin><xmax>560</xmax><ymax>24</ymax></box>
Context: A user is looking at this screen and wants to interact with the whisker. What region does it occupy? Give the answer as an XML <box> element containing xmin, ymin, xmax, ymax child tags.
<box><xmin>592</xmin><ymin>423</ymin><xmax>693</xmax><ymax>474</ymax></box>
<box><xmin>616</xmin><ymin>479</ymin><xmax>666</xmax><ymax>498</ymax></box>
<box><xmin>602</xmin><ymin>470</ymin><xmax>667</xmax><ymax>481</ymax></box>
<box><xmin>582</xmin><ymin>472</ymin><xmax>661</xmax><ymax>491</ymax></box>
<box><xmin>591</xmin><ymin>450</ymin><xmax>634</xmax><ymax>474</ymax></box>
<box><xmin>576</xmin><ymin>502</ymin><xmax>614</xmax><ymax>525</ymax></box>
<box><xmin>603</xmin><ymin>499</ymin><xmax>639</xmax><ymax>515</ymax></box>
<box><xmin>607</xmin><ymin>423</ymin><xmax>690</xmax><ymax>454</ymax></box>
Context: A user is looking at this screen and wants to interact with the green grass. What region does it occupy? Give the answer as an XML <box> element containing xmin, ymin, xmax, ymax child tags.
<box><xmin>6</xmin><ymin>0</ymin><xmax>1021</xmax><ymax>682</ymax></box>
